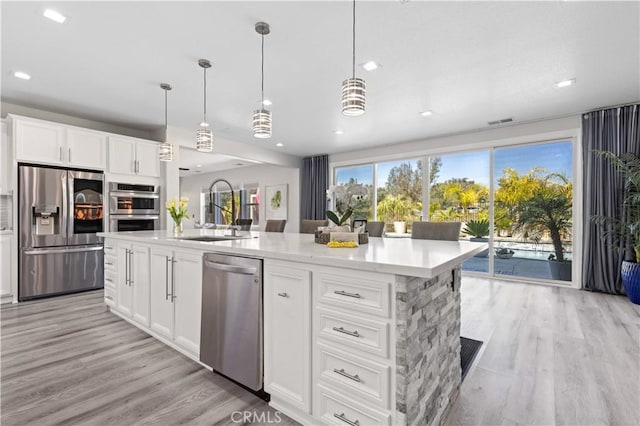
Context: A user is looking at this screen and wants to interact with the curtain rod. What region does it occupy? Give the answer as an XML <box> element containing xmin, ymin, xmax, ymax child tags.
<box><xmin>584</xmin><ymin>100</ymin><xmax>640</xmax><ymax>114</ymax></box>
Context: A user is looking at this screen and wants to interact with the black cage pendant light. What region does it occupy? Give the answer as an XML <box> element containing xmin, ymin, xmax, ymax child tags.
<box><xmin>341</xmin><ymin>0</ymin><xmax>365</xmax><ymax>116</ymax></box>
<box><xmin>253</xmin><ymin>22</ymin><xmax>272</xmax><ymax>138</ymax></box>
<box><xmin>159</xmin><ymin>83</ymin><xmax>173</xmax><ymax>161</ymax></box>
<box><xmin>196</xmin><ymin>59</ymin><xmax>213</xmax><ymax>152</ymax></box>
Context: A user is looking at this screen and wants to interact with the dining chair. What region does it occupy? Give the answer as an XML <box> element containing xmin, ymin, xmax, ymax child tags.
<box><xmin>300</xmin><ymin>219</ymin><xmax>329</xmax><ymax>234</ymax></box>
<box><xmin>366</xmin><ymin>221</ymin><xmax>385</xmax><ymax>237</ymax></box>
<box><xmin>265</xmin><ymin>219</ymin><xmax>286</xmax><ymax>232</ymax></box>
<box><xmin>411</xmin><ymin>221</ymin><xmax>461</xmax><ymax>241</ymax></box>
<box><xmin>235</xmin><ymin>218</ymin><xmax>252</xmax><ymax>231</ymax></box>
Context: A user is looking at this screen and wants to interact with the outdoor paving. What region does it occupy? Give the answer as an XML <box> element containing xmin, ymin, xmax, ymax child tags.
<box><xmin>463</xmin><ymin>255</ymin><xmax>554</xmax><ymax>280</ymax></box>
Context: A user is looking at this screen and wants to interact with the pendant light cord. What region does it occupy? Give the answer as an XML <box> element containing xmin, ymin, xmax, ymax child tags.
<box><xmin>352</xmin><ymin>0</ymin><xmax>356</xmax><ymax>79</ymax></box>
<box><xmin>203</xmin><ymin>67</ymin><xmax>207</xmax><ymax>123</ymax></box>
<box><xmin>261</xmin><ymin>33</ymin><xmax>265</xmax><ymax>105</ymax></box>
<box><xmin>164</xmin><ymin>89</ymin><xmax>168</xmax><ymax>131</ymax></box>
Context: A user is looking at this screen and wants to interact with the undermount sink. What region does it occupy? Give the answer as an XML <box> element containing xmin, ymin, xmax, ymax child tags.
<box><xmin>179</xmin><ymin>235</ymin><xmax>250</xmax><ymax>242</ymax></box>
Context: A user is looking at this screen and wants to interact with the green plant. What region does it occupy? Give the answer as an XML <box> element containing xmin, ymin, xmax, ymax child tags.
<box><xmin>326</xmin><ymin>208</ymin><xmax>353</xmax><ymax>226</ymax></box>
<box><xmin>463</xmin><ymin>219</ymin><xmax>490</xmax><ymax>238</ymax></box>
<box><xmin>512</xmin><ymin>171</ymin><xmax>572</xmax><ymax>262</ymax></box>
<box><xmin>166</xmin><ymin>197</ymin><xmax>189</xmax><ymax>225</ymax></box>
<box><xmin>592</xmin><ymin>151</ymin><xmax>640</xmax><ymax>262</ymax></box>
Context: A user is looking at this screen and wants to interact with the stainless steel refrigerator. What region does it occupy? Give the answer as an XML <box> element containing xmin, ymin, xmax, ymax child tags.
<box><xmin>19</xmin><ymin>165</ymin><xmax>104</xmax><ymax>300</ymax></box>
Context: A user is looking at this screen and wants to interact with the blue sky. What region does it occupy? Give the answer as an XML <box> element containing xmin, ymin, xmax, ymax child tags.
<box><xmin>336</xmin><ymin>141</ymin><xmax>573</xmax><ymax>187</ymax></box>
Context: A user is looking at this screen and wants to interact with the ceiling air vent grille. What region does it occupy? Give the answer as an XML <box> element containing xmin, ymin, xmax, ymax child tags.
<box><xmin>488</xmin><ymin>117</ymin><xmax>514</xmax><ymax>126</ymax></box>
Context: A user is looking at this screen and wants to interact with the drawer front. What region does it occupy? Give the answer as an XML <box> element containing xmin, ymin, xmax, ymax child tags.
<box><xmin>104</xmin><ymin>270</ymin><xmax>116</xmax><ymax>290</ymax></box>
<box><xmin>317</xmin><ymin>342</ymin><xmax>391</xmax><ymax>408</ymax></box>
<box><xmin>104</xmin><ymin>254</ymin><xmax>116</xmax><ymax>272</ymax></box>
<box><xmin>104</xmin><ymin>286</ymin><xmax>116</xmax><ymax>307</ymax></box>
<box><xmin>317</xmin><ymin>307</ymin><xmax>389</xmax><ymax>358</ymax></box>
<box><xmin>316</xmin><ymin>271</ymin><xmax>391</xmax><ymax>318</ymax></box>
<box><xmin>103</xmin><ymin>239</ymin><xmax>116</xmax><ymax>256</ymax></box>
<box><xmin>318</xmin><ymin>385</ymin><xmax>391</xmax><ymax>426</ymax></box>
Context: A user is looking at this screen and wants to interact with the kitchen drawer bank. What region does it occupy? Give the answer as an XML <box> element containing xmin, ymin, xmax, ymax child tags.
<box><xmin>98</xmin><ymin>230</ymin><xmax>486</xmax><ymax>426</ymax></box>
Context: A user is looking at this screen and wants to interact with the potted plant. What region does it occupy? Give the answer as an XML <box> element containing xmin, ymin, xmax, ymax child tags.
<box><xmin>463</xmin><ymin>219</ymin><xmax>490</xmax><ymax>257</ymax></box>
<box><xmin>326</xmin><ymin>208</ymin><xmax>353</xmax><ymax>232</ymax></box>
<box><xmin>512</xmin><ymin>171</ymin><xmax>573</xmax><ymax>281</ymax></box>
<box><xmin>376</xmin><ymin>195</ymin><xmax>412</xmax><ymax>234</ymax></box>
<box><xmin>592</xmin><ymin>151</ymin><xmax>640</xmax><ymax>304</ymax></box>
<box><xmin>326</xmin><ymin>183</ymin><xmax>367</xmax><ymax>232</ymax></box>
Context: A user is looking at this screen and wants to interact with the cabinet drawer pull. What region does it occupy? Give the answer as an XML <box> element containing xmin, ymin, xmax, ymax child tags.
<box><xmin>333</xmin><ymin>368</ymin><xmax>361</xmax><ymax>382</ymax></box>
<box><xmin>105</xmin><ymin>246</ymin><xmax>113</xmax><ymax>250</ymax></box>
<box><xmin>333</xmin><ymin>413</ymin><xmax>359</xmax><ymax>426</ymax></box>
<box><xmin>105</xmin><ymin>295</ymin><xmax>113</xmax><ymax>301</ymax></box>
<box><xmin>334</xmin><ymin>290</ymin><xmax>362</xmax><ymax>299</ymax></box>
<box><xmin>332</xmin><ymin>326</ymin><xmax>360</xmax><ymax>338</ymax></box>
<box><xmin>277</xmin><ymin>292</ymin><xmax>288</xmax><ymax>298</ymax></box>
<box><xmin>105</xmin><ymin>278</ymin><xmax>113</xmax><ymax>283</ymax></box>
<box><xmin>105</xmin><ymin>262</ymin><xmax>113</xmax><ymax>266</ymax></box>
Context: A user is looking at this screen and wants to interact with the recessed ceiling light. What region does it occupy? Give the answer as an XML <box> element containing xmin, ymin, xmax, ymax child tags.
<box><xmin>362</xmin><ymin>61</ymin><xmax>379</xmax><ymax>72</ymax></box>
<box><xmin>555</xmin><ymin>78</ymin><xmax>576</xmax><ymax>88</ymax></box>
<box><xmin>262</xmin><ymin>99</ymin><xmax>273</xmax><ymax>106</ymax></box>
<box><xmin>334</xmin><ymin>130</ymin><xmax>344</xmax><ymax>135</ymax></box>
<box><xmin>276</xmin><ymin>143</ymin><xmax>283</xmax><ymax>147</ymax></box>
<box><xmin>13</xmin><ymin>71</ymin><xmax>31</xmax><ymax>80</ymax></box>
<box><xmin>43</xmin><ymin>9</ymin><xmax>66</xmax><ymax>23</ymax></box>
<box><xmin>196</xmin><ymin>164</ymin><xmax>202</xmax><ymax>168</ymax></box>
<box><xmin>420</xmin><ymin>110</ymin><xmax>433</xmax><ymax>117</ymax></box>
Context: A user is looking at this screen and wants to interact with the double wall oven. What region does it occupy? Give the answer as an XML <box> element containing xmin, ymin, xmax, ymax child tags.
<box><xmin>109</xmin><ymin>183</ymin><xmax>160</xmax><ymax>232</ymax></box>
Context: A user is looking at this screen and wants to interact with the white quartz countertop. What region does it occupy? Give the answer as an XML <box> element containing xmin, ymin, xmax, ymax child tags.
<box><xmin>97</xmin><ymin>229</ymin><xmax>487</xmax><ymax>278</ymax></box>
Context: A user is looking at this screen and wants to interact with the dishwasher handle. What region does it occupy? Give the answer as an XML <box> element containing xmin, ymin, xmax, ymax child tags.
<box><xmin>204</xmin><ymin>260</ymin><xmax>257</xmax><ymax>275</ymax></box>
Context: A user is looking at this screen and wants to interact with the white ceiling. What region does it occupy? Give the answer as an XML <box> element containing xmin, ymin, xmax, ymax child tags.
<box><xmin>178</xmin><ymin>147</ymin><xmax>260</xmax><ymax>177</ymax></box>
<box><xmin>2</xmin><ymin>1</ymin><xmax>639</xmax><ymax>160</ymax></box>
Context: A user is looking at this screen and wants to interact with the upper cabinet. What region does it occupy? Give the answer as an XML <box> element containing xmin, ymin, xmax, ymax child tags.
<box><xmin>12</xmin><ymin>116</ymin><xmax>106</xmax><ymax>170</ymax></box>
<box><xmin>108</xmin><ymin>136</ymin><xmax>159</xmax><ymax>178</ymax></box>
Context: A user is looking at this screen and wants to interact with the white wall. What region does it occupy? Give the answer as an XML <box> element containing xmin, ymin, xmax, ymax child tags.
<box><xmin>180</xmin><ymin>164</ymin><xmax>301</xmax><ymax>233</ymax></box>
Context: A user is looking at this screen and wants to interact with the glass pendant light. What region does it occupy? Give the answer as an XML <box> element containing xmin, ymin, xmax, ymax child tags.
<box><xmin>196</xmin><ymin>59</ymin><xmax>213</xmax><ymax>152</ymax></box>
<box><xmin>158</xmin><ymin>83</ymin><xmax>173</xmax><ymax>162</ymax></box>
<box><xmin>253</xmin><ymin>22</ymin><xmax>272</xmax><ymax>138</ymax></box>
<box><xmin>341</xmin><ymin>0</ymin><xmax>365</xmax><ymax>116</ymax></box>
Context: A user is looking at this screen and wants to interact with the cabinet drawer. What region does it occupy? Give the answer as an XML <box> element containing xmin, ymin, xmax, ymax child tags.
<box><xmin>316</xmin><ymin>271</ymin><xmax>391</xmax><ymax>318</ymax></box>
<box><xmin>317</xmin><ymin>342</ymin><xmax>391</xmax><ymax>409</ymax></box>
<box><xmin>103</xmin><ymin>240</ymin><xmax>116</xmax><ymax>256</ymax></box>
<box><xmin>317</xmin><ymin>307</ymin><xmax>389</xmax><ymax>358</ymax></box>
<box><xmin>104</xmin><ymin>254</ymin><xmax>116</xmax><ymax>271</ymax></box>
<box><xmin>318</xmin><ymin>385</ymin><xmax>391</xmax><ymax>426</ymax></box>
<box><xmin>104</xmin><ymin>286</ymin><xmax>116</xmax><ymax>307</ymax></box>
<box><xmin>104</xmin><ymin>270</ymin><xmax>116</xmax><ymax>290</ymax></box>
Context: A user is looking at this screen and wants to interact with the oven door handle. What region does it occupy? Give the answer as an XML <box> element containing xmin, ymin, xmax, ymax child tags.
<box><xmin>109</xmin><ymin>215</ymin><xmax>160</xmax><ymax>220</ymax></box>
<box><xmin>109</xmin><ymin>191</ymin><xmax>159</xmax><ymax>199</ymax></box>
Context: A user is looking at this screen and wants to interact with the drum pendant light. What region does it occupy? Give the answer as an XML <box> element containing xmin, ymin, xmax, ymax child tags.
<box><xmin>158</xmin><ymin>83</ymin><xmax>173</xmax><ymax>162</ymax></box>
<box><xmin>196</xmin><ymin>59</ymin><xmax>213</xmax><ymax>152</ymax></box>
<box><xmin>253</xmin><ymin>22</ymin><xmax>272</xmax><ymax>138</ymax></box>
<box><xmin>341</xmin><ymin>0</ymin><xmax>365</xmax><ymax>116</ymax></box>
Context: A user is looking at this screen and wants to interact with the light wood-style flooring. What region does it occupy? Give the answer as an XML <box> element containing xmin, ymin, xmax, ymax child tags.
<box><xmin>1</xmin><ymin>278</ymin><xmax>639</xmax><ymax>425</ymax></box>
<box><xmin>446</xmin><ymin>276</ymin><xmax>640</xmax><ymax>426</ymax></box>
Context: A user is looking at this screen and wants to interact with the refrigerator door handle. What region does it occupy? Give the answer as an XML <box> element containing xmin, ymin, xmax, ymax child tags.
<box><xmin>61</xmin><ymin>171</ymin><xmax>68</xmax><ymax>244</ymax></box>
<box><xmin>23</xmin><ymin>245</ymin><xmax>104</xmax><ymax>255</ymax></box>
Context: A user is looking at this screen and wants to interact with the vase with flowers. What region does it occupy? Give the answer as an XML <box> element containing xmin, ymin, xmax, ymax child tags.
<box><xmin>166</xmin><ymin>197</ymin><xmax>189</xmax><ymax>236</ymax></box>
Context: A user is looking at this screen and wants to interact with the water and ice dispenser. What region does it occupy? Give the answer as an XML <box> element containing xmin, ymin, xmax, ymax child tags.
<box><xmin>33</xmin><ymin>205</ymin><xmax>59</xmax><ymax>236</ymax></box>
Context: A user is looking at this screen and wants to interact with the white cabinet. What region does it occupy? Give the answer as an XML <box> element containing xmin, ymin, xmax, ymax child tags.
<box><xmin>264</xmin><ymin>261</ymin><xmax>312</xmax><ymax>414</ymax></box>
<box><xmin>14</xmin><ymin>118</ymin><xmax>65</xmax><ymax>166</ymax></box>
<box><xmin>0</xmin><ymin>235</ymin><xmax>12</xmax><ymax>299</ymax></box>
<box><xmin>66</xmin><ymin>128</ymin><xmax>107</xmax><ymax>170</ymax></box>
<box><xmin>108</xmin><ymin>136</ymin><xmax>159</xmax><ymax>178</ymax></box>
<box><xmin>115</xmin><ymin>242</ymin><xmax>150</xmax><ymax>325</ymax></box>
<box><xmin>1</xmin><ymin>120</ymin><xmax>10</xmax><ymax>193</ymax></box>
<box><xmin>149</xmin><ymin>246</ymin><xmax>202</xmax><ymax>355</ymax></box>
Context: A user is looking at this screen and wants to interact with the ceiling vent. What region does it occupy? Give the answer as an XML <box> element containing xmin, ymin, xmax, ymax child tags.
<box><xmin>179</xmin><ymin>167</ymin><xmax>190</xmax><ymax>171</ymax></box>
<box><xmin>488</xmin><ymin>117</ymin><xmax>513</xmax><ymax>126</ymax></box>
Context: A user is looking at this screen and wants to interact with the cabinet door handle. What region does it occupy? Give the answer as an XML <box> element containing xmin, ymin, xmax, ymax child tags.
<box><xmin>125</xmin><ymin>249</ymin><xmax>129</xmax><ymax>286</ymax></box>
<box><xmin>277</xmin><ymin>292</ymin><xmax>288</xmax><ymax>298</ymax></box>
<box><xmin>332</xmin><ymin>326</ymin><xmax>360</xmax><ymax>338</ymax></box>
<box><xmin>171</xmin><ymin>257</ymin><xmax>177</xmax><ymax>301</ymax></box>
<box><xmin>333</xmin><ymin>413</ymin><xmax>360</xmax><ymax>426</ymax></box>
<box><xmin>165</xmin><ymin>256</ymin><xmax>170</xmax><ymax>300</ymax></box>
<box><xmin>59</xmin><ymin>146</ymin><xmax>63</xmax><ymax>162</ymax></box>
<box><xmin>68</xmin><ymin>148</ymin><xmax>72</xmax><ymax>163</ymax></box>
<box><xmin>128</xmin><ymin>250</ymin><xmax>134</xmax><ymax>286</ymax></box>
<box><xmin>333</xmin><ymin>368</ymin><xmax>361</xmax><ymax>382</ymax></box>
<box><xmin>334</xmin><ymin>290</ymin><xmax>362</xmax><ymax>299</ymax></box>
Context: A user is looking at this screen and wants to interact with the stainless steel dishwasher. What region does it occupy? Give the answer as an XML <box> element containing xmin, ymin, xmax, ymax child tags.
<box><xmin>200</xmin><ymin>253</ymin><xmax>263</xmax><ymax>391</ymax></box>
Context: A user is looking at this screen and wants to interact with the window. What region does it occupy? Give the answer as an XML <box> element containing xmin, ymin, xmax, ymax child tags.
<box><xmin>334</xmin><ymin>164</ymin><xmax>374</xmax><ymax>220</ymax></box>
<box><xmin>200</xmin><ymin>184</ymin><xmax>260</xmax><ymax>226</ymax></box>
<box><xmin>376</xmin><ymin>158</ymin><xmax>423</xmax><ymax>231</ymax></box>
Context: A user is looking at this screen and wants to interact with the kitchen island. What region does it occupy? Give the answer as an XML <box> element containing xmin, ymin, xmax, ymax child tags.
<box><xmin>98</xmin><ymin>229</ymin><xmax>486</xmax><ymax>426</ymax></box>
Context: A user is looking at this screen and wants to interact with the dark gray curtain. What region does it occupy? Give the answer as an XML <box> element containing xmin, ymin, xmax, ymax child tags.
<box><xmin>301</xmin><ymin>155</ymin><xmax>329</xmax><ymax>220</ymax></box>
<box><xmin>582</xmin><ymin>104</ymin><xmax>640</xmax><ymax>293</ymax></box>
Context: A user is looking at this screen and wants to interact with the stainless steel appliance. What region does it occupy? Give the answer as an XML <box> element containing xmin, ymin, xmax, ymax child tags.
<box><xmin>19</xmin><ymin>165</ymin><xmax>104</xmax><ymax>300</ymax></box>
<box><xmin>200</xmin><ymin>253</ymin><xmax>263</xmax><ymax>391</ymax></box>
<box><xmin>109</xmin><ymin>183</ymin><xmax>160</xmax><ymax>231</ymax></box>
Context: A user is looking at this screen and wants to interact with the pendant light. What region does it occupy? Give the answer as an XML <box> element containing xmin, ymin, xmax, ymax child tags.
<box><xmin>196</xmin><ymin>59</ymin><xmax>213</xmax><ymax>152</ymax></box>
<box><xmin>158</xmin><ymin>83</ymin><xmax>173</xmax><ymax>162</ymax></box>
<box><xmin>341</xmin><ymin>0</ymin><xmax>365</xmax><ymax>116</ymax></box>
<box><xmin>253</xmin><ymin>22</ymin><xmax>272</xmax><ymax>138</ymax></box>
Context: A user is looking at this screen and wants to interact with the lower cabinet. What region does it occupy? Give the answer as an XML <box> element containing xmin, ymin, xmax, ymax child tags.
<box><xmin>149</xmin><ymin>246</ymin><xmax>202</xmax><ymax>356</ymax></box>
<box><xmin>115</xmin><ymin>243</ymin><xmax>150</xmax><ymax>326</ymax></box>
<box><xmin>0</xmin><ymin>235</ymin><xmax>13</xmax><ymax>300</ymax></box>
<box><xmin>264</xmin><ymin>261</ymin><xmax>312</xmax><ymax>414</ymax></box>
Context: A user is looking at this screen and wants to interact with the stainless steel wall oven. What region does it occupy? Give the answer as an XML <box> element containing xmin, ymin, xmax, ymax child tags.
<box><xmin>109</xmin><ymin>183</ymin><xmax>160</xmax><ymax>232</ymax></box>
